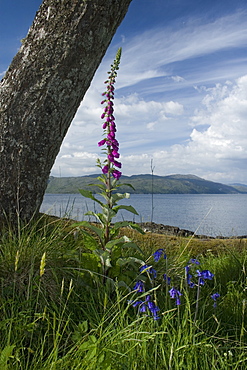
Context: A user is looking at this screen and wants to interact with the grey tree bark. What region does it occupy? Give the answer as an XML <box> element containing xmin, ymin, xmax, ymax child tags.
<box><xmin>0</xmin><ymin>0</ymin><xmax>132</xmax><ymax>224</ymax></box>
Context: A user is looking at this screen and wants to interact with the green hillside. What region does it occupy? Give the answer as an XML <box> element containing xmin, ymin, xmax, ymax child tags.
<box><xmin>46</xmin><ymin>174</ymin><xmax>247</xmax><ymax>194</ymax></box>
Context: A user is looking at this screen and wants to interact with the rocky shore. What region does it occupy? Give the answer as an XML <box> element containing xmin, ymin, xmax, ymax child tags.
<box><xmin>139</xmin><ymin>222</ymin><xmax>247</xmax><ymax>240</ymax></box>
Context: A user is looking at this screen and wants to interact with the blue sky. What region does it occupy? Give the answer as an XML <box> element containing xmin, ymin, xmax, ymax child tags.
<box><xmin>1</xmin><ymin>0</ymin><xmax>247</xmax><ymax>183</ymax></box>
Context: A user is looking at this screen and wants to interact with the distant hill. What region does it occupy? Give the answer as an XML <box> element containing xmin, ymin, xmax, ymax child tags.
<box><xmin>46</xmin><ymin>174</ymin><xmax>247</xmax><ymax>194</ymax></box>
<box><xmin>230</xmin><ymin>183</ymin><xmax>247</xmax><ymax>193</ymax></box>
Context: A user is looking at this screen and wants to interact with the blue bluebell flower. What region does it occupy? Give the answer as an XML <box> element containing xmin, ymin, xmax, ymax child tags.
<box><xmin>187</xmin><ymin>273</ymin><xmax>195</xmax><ymax>288</ymax></box>
<box><xmin>163</xmin><ymin>273</ymin><xmax>171</xmax><ymax>285</ymax></box>
<box><xmin>153</xmin><ymin>248</ymin><xmax>166</xmax><ymax>262</ymax></box>
<box><xmin>196</xmin><ymin>269</ymin><xmax>214</xmax><ymax>285</ymax></box>
<box><xmin>196</xmin><ymin>270</ymin><xmax>214</xmax><ymax>280</ymax></box>
<box><xmin>185</xmin><ymin>265</ymin><xmax>195</xmax><ymax>288</ymax></box>
<box><xmin>189</xmin><ymin>258</ymin><xmax>200</xmax><ymax>265</ymax></box>
<box><xmin>211</xmin><ymin>293</ymin><xmax>220</xmax><ymax>308</ymax></box>
<box><xmin>169</xmin><ymin>287</ymin><xmax>182</xmax><ymax>305</ymax></box>
<box><xmin>133</xmin><ymin>280</ymin><xmax>145</xmax><ymax>293</ymax></box>
<box><xmin>129</xmin><ymin>294</ymin><xmax>160</xmax><ymax>320</ymax></box>
<box><xmin>139</xmin><ymin>264</ymin><xmax>157</xmax><ymax>279</ymax></box>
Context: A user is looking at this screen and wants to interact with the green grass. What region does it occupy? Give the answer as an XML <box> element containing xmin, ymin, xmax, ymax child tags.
<box><xmin>0</xmin><ymin>215</ymin><xmax>246</xmax><ymax>369</ymax></box>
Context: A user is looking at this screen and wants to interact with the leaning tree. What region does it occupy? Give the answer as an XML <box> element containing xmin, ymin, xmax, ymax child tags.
<box><xmin>0</xmin><ymin>0</ymin><xmax>132</xmax><ymax>225</ymax></box>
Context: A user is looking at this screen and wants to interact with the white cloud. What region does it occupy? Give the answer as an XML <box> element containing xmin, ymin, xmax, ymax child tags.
<box><xmin>115</xmin><ymin>11</ymin><xmax>247</xmax><ymax>89</ymax></box>
<box><xmin>51</xmin><ymin>10</ymin><xmax>247</xmax><ymax>184</ymax></box>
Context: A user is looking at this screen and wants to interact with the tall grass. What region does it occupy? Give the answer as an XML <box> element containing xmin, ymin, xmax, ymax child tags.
<box><xmin>0</xmin><ymin>215</ymin><xmax>246</xmax><ymax>369</ymax></box>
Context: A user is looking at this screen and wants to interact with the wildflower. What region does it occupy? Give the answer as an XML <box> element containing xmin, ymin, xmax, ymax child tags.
<box><xmin>169</xmin><ymin>287</ymin><xmax>182</xmax><ymax>305</ymax></box>
<box><xmin>98</xmin><ymin>139</ymin><xmax>106</xmax><ymax>146</ymax></box>
<box><xmin>211</xmin><ymin>293</ymin><xmax>220</xmax><ymax>308</ymax></box>
<box><xmin>99</xmin><ymin>48</ymin><xmax>122</xmax><ymax>179</ymax></box>
<box><xmin>129</xmin><ymin>295</ymin><xmax>160</xmax><ymax>320</ymax></box>
<box><xmin>140</xmin><ymin>264</ymin><xmax>157</xmax><ymax>279</ymax></box>
<box><xmin>133</xmin><ymin>280</ymin><xmax>145</xmax><ymax>293</ymax></box>
<box><xmin>153</xmin><ymin>248</ymin><xmax>166</xmax><ymax>262</ymax></box>
<box><xmin>196</xmin><ymin>269</ymin><xmax>214</xmax><ymax>285</ymax></box>
<box><xmin>185</xmin><ymin>265</ymin><xmax>195</xmax><ymax>288</ymax></box>
<box><xmin>163</xmin><ymin>273</ymin><xmax>171</xmax><ymax>285</ymax></box>
<box><xmin>102</xmin><ymin>165</ymin><xmax>108</xmax><ymax>174</ymax></box>
<box><xmin>186</xmin><ymin>273</ymin><xmax>195</xmax><ymax>288</ymax></box>
<box><xmin>147</xmin><ymin>300</ymin><xmax>160</xmax><ymax>320</ymax></box>
<box><xmin>112</xmin><ymin>169</ymin><xmax>122</xmax><ymax>180</ymax></box>
<box><xmin>189</xmin><ymin>258</ymin><xmax>200</xmax><ymax>265</ymax></box>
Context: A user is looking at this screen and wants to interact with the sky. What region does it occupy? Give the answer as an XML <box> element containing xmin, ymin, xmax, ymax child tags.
<box><xmin>1</xmin><ymin>0</ymin><xmax>247</xmax><ymax>184</ymax></box>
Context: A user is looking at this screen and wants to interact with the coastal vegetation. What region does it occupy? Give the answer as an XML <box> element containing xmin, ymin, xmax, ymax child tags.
<box><xmin>0</xmin><ymin>215</ymin><xmax>246</xmax><ymax>369</ymax></box>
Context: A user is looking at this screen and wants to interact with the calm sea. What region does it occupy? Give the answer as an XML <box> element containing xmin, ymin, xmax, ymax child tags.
<box><xmin>40</xmin><ymin>193</ymin><xmax>247</xmax><ymax>237</ymax></box>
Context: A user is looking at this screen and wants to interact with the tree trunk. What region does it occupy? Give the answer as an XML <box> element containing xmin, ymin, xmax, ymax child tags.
<box><xmin>0</xmin><ymin>0</ymin><xmax>132</xmax><ymax>224</ymax></box>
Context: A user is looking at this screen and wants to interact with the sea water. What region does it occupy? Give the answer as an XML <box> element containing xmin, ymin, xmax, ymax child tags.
<box><xmin>40</xmin><ymin>193</ymin><xmax>247</xmax><ymax>238</ymax></box>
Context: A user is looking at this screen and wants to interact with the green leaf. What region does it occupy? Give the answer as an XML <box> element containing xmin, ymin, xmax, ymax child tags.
<box><xmin>117</xmin><ymin>182</ymin><xmax>136</xmax><ymax>190</ymax></box>
<box><xmin>113</xmin><ymin>204</ymin><xmax>139</xmax><ymax>215</ymax></box>
<box><xmin>111</xmin><ymin>192</ymin><xmax>130</xmax><ymax>203</ymax></box>
<box><xmin>104</xmin><ymin>236</ymin><xmax>128</xmax><ymax>250</ymax></box>
<box><xmin>94</xmin><ymin>249</ymin><xmax>112</xmax><ymax>268</ymax></box>
<box><xmin>84</xmin><ymin>211</ymin><xmax>104</xmax><ymax>225</ymax></box>
<box><xmin>121</xmin><ymin>242</ymin><xmax>144</xmax><ymax>254</ymax></box>
<box><xmin>88</xmin><ymin>183</ymin><xmax>106</xmax><ymax>191</ymax></box>
<box><xmin>80</xmin><ymin>253</ymin><xmax>101</xmax><ymax>272</ymax></box>
<box><xmin>79</xmin><ymin>189</ymin><xmax>104</xmax><ymax>206</ymax></box>
<box><xmin>116</xmin><ymin>256</ymin><xmax>145</xmax><ymax>267</ymax></box>
<box><xmin>0</xmin><ymin>345</ymin><xmax>15</xmax><ymax>369</ymax></box>
<box><xmin>72</xmin><ymin>221</ymin><xmax>103</xmax><ymax>240</ymax></box>
<box><xmin>128</xmin><ymin>223</ymin><xmax>145</xmax><ymax>234</ymax></box>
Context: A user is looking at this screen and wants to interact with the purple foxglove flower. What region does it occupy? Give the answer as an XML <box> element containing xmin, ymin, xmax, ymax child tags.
<box><xmin>113</xmin><ymin>160</ymin><xmax>122</xmax><ymax>168</ymax></box>
<box><xmin>102</xmin><ymin>122</ymin><xmax>107</xmax><ymax>129</ymax></box>
<box><xmin>107</xmin><ymin>132</ymin><xmax>115</xmax><ymax>139</ymax></box>
<box><xmin>112</xmin><ymin>150</ymin><xmax>119</xmax><ymax>158</ymax></box>
<box><xmin>102</xmin><ymin>165</ymin><xmax>108</xmax><ymax>174</ymax></box>
<box><xmin>153</xmin><ymin>248</ymin><xmax>166</xmax><ymax>262</ymax></box>
<box><xmin>133</xmin><ymin>280</ymin><xmax>144</xmax><ymax>293</ymax></box>
<box><xmin>108</xmin><ymin>153</ymin><xmax>114</xmax><ymax>162</ymax></box>
<box><xmin>101</xmin><ymin>113</ymin><xmax>105</xmax><ymax>119</ymax></box>
<box><xmin>98</xmin><ymin>139</ymin><xmax>106</xmax><ymax>147</ymax></box>
<box><xmin>112</xmin><ymin>170</ymin><xmax>122</xmax><ymax>179</ymax></box>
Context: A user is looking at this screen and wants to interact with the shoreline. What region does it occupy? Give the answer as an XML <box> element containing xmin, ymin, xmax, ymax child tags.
<box><xmin>139</xmin><ymin>222</ymin><xmax>247</xmax><ymax>240</ymax></box>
